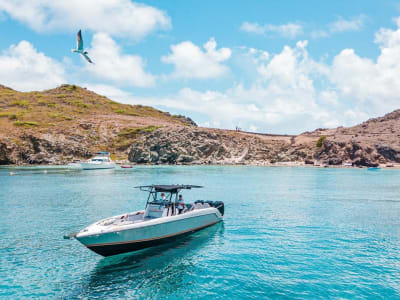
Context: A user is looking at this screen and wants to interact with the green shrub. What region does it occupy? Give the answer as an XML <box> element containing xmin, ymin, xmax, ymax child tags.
<box><xmin>48</xmin><ymin>112</ymin><xmax>61</xmax><ymax>119</ymax></box>
<box><xmin>316</xmin><ymin>136</ymin><xmax>327</xmax><ymax>147</ymax></box>
<box><xmin>113</xmin><ymin>108</ymin><xmax>140</xmax><ymax>116</ymax></box>
<box><xmin>10</xmin><ymin>100</ymin><xmax>29</xmax><ymax>107</ymax></box>
<box><xmin>118</xmin><ymin>126</ymin><xmax>160</xmax><ymax>138</ymax></box>
<box><xmin>115</xmin><ymin>139</ymin><xmax>134</xmax><ymax>150</ymax></box>
<box><xmin>13</xmin><ymin>121</ymin><xmax>39</xmax><ymax>127</ymax></box>
<box><xmin>75</xmin><ymin>101</ymin><xmax>89</xmax><ymax>108</ymax></box>
<box><xmin>0</xmin><ymin>112</ymin><xmax>17</xmax><ymax>120</ymax></box>
<box><xmin>66</xmin><ymin>100</ymin><xmax>89</xmax><ymax>108</ymax></box>
<box><xmin>140</xmin><ymin>125</ymin><xmax>161</xmax><ymax>133</ymax></box>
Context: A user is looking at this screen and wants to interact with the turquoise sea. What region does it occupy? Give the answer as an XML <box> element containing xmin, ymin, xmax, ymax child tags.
<box><xmin>1</xmin><ymin>166</ymin><xmax>400</xmax><ymax>299</ymax></box>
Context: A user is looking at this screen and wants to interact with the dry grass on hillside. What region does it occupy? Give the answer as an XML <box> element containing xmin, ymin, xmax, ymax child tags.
<box><xmin>0</xmin><ymin>84</ymin><xmax>191</xmax><ymax>157</ymax></box>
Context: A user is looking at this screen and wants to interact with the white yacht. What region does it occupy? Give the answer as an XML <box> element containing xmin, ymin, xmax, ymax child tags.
<box><xmin>80</xmin><ymin>152</ymin><xmax>116</xmax><ymax>170</ymax></box>
<box><xmin>73</xmin><ymin>185</ymin><xmax>224</xmax><ymax>256</ymax></box>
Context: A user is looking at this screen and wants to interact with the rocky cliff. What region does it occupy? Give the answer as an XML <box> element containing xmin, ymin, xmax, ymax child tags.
<box><xmin>128</xmin><ymin>110</ymin><xmax>400</xmax><ymax>167</ymax></box>
<box><xmin>128</xmin><ymin>127</ymin><xmax>297</xmax><ymax>165</ymax></box>
<box><xmin>302</xmin><ymin>110</ymin><xmax>400</xmax><ymax>167</ymax></box>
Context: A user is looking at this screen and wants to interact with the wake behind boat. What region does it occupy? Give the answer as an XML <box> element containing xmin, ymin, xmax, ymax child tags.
<box><xmin>80</xmin><ymin>152</ymin><xmax>116</xmax><ymax>170</ymax></box>
<box><xmin>73</xmin><ymin>185</ymin><xmax>224</xmax><ymax>256</ymax></box>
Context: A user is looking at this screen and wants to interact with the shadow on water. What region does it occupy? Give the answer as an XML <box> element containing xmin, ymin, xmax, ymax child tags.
<box><xmin>69</xmin><ymin>223</ymin><xmax>225</xmax><ymax>298</ymax></box>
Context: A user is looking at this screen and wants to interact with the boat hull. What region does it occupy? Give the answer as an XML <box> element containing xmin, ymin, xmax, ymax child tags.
<box><xmin>88</xmin><ymin>220</ymin><xmax>220</xmax><ymax>256</ymax></box>
<box><xmin>76</xmin><ymin>210</ymin><xmax>222</xmax><ymax>256</ymax></box>
<box><xmin>80</xmin><ymin>162</ymin><xmax>116</xmax><ymax>170</ymax></box>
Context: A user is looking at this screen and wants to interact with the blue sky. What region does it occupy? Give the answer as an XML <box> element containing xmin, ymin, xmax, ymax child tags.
<box><xmin>1</xmin><ymin>0</ymin><xmax>400</xmax><ymax>133</ymax></box>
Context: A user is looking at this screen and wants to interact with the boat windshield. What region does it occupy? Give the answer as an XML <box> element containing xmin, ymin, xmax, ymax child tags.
<box><xmin>136</xmin><ymin>185</ymin><xmax>203</xmax><ymax>205</ymax></box>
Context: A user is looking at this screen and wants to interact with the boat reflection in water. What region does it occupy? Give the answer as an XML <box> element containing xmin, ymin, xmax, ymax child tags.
<box><xmin>70</xmin><ymin>223</ymin><xmax>225</xmax><ymax>299</ymax></box>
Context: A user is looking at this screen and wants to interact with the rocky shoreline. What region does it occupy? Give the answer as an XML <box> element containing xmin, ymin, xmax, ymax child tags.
<box><xmin>125</xmin><ymin>123</ymin><xmax>400</xmax><ymax>168</ymax></box>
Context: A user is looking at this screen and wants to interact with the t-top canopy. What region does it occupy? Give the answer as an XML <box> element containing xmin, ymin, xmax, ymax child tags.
<box><xmin>96</xmin><ymin>151</ymin><xmax>110</xmax><ymax>155</ymax></box>
<box><xmin>137</xmin><ymin>184</ymin><xmax>203</xmax><ymax>193</ymax></box>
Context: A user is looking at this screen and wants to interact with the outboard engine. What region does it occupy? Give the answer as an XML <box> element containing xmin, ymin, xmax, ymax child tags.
<box><xmin>213</xmin><ymin>201</ymin><xmax>224</xmax><ymax>216</ymax></box>
<box><xmin>195</xmin><ymin>200</ymin><xmax>224</xmax><ymax>216</ymax></box>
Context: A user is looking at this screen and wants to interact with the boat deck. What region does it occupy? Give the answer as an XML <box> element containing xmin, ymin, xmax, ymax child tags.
<box><xmin>96</xmin><ymin>202</ymin><xmax>213</xmax><ymax>228</ymax></box>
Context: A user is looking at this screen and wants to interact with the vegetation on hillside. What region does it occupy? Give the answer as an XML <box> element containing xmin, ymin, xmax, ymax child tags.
<box><xmin>0</xmin><ymin>84</ymin><xmax>194</xmax><ymax>159</ymax></box>
<box><xmin>0</xmin><ymin>84</ymin><xmax>183</xmax><ymax>127</ymax></box>
<box><xmin>316</xmin><ymin>135</ymin><xmax>326</xmax><ymax>147</ymax></box>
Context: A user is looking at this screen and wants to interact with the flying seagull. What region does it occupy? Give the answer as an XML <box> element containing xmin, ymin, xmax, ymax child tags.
<box><xmin>71</xmin><ymin>30</ymin><xmax>94</xmax><ymax>64</ymax></box>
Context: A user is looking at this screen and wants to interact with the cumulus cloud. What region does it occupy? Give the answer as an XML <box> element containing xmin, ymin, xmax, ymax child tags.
<box><xmin>311</xmin><ymin>15</ymin><xmax>366</xmax><ymax>38</ymax></box>
<box><xmin>240</xmin><ymin>22</ymin><xmax>303</xmax><ymax>38</ymax></box>
<box><xmin>329</xmin><ymin>15</ymin><xmax>365</xmax><ymax>33</ymax></box>
<box><xmin>0</xmin><ymin>0</ymin><xmax>171</xmax><ymax>39</ymax></box>
<box><xmin>86</xmin><ymin>33</ymin><xmax>155</xmax><ymax>87</ymax></box>
<box><xmin>162</xmin><ymin>37</ymin><xmax>231</xmax><ymax>79</ymax></box>
<box><xmin>331</xmin><ymin>17</ymin><xmax>400</xmax><ymax>115</ymax></box>
<box><xmin>76</xmin><ymin>19</ymin><xmax>400</xmax><ymax>133</ymax></box>
<box><xmin>90</xmin><ymin>42</ymin><xmax>336</xmax><ymax>133</ymax></box>
<box><xmin>0</xmin><ymin>40</ymin><xmax>65</xmax><ymax>91</ymax></box>
<box><xmin>88</xmin><ymin>34</ymin><xmax>393</xmax><ymax>133</ymax></box>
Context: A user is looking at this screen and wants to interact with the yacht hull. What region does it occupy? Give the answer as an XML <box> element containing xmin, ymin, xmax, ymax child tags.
<box><xmin>76</xmin><ymin>209</ymin><xmax>222</xmax><ymax>256</ymax></box>
<box><xmin>80</xmin><ymin>162</ymin><xmax>116</xmax><ymax>170</ymax></box>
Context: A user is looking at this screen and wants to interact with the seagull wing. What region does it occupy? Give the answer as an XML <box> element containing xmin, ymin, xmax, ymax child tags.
<box><xmin>77</xmin><ymin>30</ymin><xmax>83</xmax><ymax>51</ymax></box>
<box><xmin>81</xmin><ymin>52</ymin><xmax>94</xmax><ymax>64</ymax></box>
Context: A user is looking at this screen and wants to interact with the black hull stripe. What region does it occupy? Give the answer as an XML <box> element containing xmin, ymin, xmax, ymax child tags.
<box><xmin>86</xmin><ymin>220</ymin><xmax>220</xmax><ymax>256</ymax></box>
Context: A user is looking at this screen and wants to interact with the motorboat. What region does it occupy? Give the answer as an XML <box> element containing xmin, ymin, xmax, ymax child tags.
<box><xmin>120</xmin><ymin>165</ymin><xmax>133</xmax><ymax>169</ymax></box>
<box><xmin>73</xmin><ymin>185</ymin><xmax>224</xmax><ymax>256</ymax></box>
<box><xmin>80</xmin><ymin>152</ymin><xmax>116</xmax><ymax>170</ymax></box>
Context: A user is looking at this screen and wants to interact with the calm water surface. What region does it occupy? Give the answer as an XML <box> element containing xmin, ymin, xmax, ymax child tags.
<box><xmin>1</xmin><ymin>166</ymin><xmax>400</xmax><ymax>299</ymax></box>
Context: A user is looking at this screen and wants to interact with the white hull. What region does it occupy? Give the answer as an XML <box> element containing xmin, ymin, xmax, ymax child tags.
<box><xmin>75</xmin><ymin>207</ymin><xmax>222</xmax><ymax>256</ymax></box>
<box><xmin>80</xmin><ymin>162</ymin><xmax>116</xmax><ymax>170</ymax></box>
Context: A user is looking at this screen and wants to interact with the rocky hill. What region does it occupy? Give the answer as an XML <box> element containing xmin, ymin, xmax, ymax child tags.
<box><xmin>1</xmin><ymin>83</ymin><xmax>399</xmax><ymax>167</ymax></box>
<box><xmin>128</xmin><ymin>110</ymin><xmax>400</xmax><ymax>167</ymax></box>
<box><xmin>0</xmin><ymin>84</ymin><xmax>195</xmax><ymax>164</ymax></box>
<box><xmin>299</xmin><ymin>110</ymin><xmax>400</xmax><ymax>167</ymax></box>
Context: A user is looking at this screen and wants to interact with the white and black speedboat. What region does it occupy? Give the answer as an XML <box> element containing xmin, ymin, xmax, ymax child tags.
<box><xmin>73</xmin><ymin>185</ymin><xmax>224</xmax><ymax>256</ymax></box>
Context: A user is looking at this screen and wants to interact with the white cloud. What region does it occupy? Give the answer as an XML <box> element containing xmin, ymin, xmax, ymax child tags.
<box><xmin>331</xmin><ymin>18</ymin><xmax>400</xmax><ymax>115</ymax></box>
<box><xmin>240</xmin><ymin>22</ymin><xmax>303</xmax><ymax>38</ymax></box>
<box><xmin>329</xmin><ymin>15</ymin><xmax>365</xmax><ymax>33</ymax></box>
<box><xmin>312</xmin><ymin>15</ymin><xmax>366</xmax><ymax>39</ymax></box>
<box><xmin>319</xmin><ymin>90</ymin><xmax>338</xmax><ymax>106</ymax></box>
<box><xmin>75</xmin><ymin>19</ymin><xmax>400</xmax><ymax>134</ymax></box>
<box><xmin>0</xmin><ymin>0</ymin><xmax>171</xmax><ymax>39</ymax></box>
<box><xmin>92</xmin><ymin>42</ymin><xmax>337</xmax><ymax>133</ymax></box>
<box><xmin>84</xmin><ymin>39</ymin><xmax>373</xmax><ymax>133</ymax></box>
<box><xmin>162</xmin><ymin>37</ymin><xmax>231</xmax><ymax>79</ymax></box>
<box><xmin>86</xmin><ymin>33</ymin><xmax>155</xmax><ymax>87</ymax></box>
<box><xmin>0</xmin><ymin>40</ymin><xmax>65</xmax><ymax>91</ymax></box>
<box><xmin>310</xmin><ymin>30</ymin><xmax>329</xmax><ymax>39</ymax></box>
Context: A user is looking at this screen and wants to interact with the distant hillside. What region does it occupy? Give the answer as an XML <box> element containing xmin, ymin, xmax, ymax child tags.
<box><xmin>1</xmin><ymin>83</ymin><xmax>399</xmax><ymax>167</ymax></box>
<box><xmin>0</xmin><ymin>84</ymin><xmax>195</xmax><ymax>164</ymax></box>
<box><xmin>297</xmin><ymin>110</ymin><xmax>400</xmax><ymax>166</ymax></box>
<box><xmin>127</xmin><ymin>110</ymin><xmax>400</xmax><ymax>167</ymax></box>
